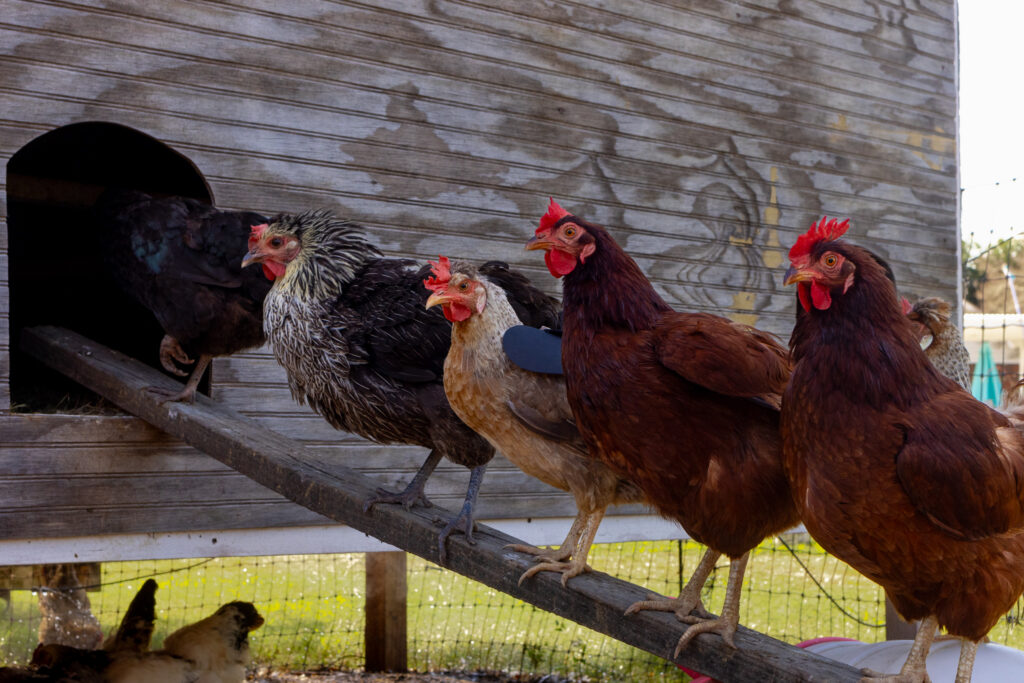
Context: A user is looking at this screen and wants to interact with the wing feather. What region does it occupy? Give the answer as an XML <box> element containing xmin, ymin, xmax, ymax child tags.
<box><xmin>653</xmin><ymin>312</ymin><xmax>790</xmax><ymax>405</ymax></box>
<box><xmin>895</xmin><ymin>390</ymin><xmax>1024</xmax><ymax>538</ymax></box>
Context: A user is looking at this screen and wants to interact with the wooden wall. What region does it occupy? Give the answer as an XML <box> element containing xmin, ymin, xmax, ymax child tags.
<box><xmin>0</xmin><ymin>0</ymin><xmax>958</xmax><ymax>544</ymax></box>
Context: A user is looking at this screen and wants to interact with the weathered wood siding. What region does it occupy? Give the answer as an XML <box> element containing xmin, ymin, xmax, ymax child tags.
<box><xmin>0</xmin><ymin>1</ymin><xmax>957</xmax><ymax>541</ymax></box>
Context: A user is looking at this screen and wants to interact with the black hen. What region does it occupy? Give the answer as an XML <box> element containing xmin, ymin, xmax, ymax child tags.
<box><xmin>243</xmin><ymin>210</ymin><xmax>559</xmax><ymax>561</ymax></box>
<box><xmin>96</xmin><ymin>189</ymin><xmax>271</xmax><ymax>402</ymax></box>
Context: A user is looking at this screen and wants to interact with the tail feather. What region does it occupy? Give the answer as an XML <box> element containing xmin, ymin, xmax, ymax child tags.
<box><xmin>104</xmin><ymin>579</ymin><xmax>158</xmax><ymax>654</ymax></box>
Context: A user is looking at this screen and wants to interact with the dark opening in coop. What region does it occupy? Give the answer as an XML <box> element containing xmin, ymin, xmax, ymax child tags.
<box><xmin>8</xmin><ymin>121</ymin><xmax>213</xmax><ymax>412</ymax></box>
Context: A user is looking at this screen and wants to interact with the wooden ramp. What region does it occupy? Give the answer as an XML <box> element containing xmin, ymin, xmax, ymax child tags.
<box><xmin>22</xmin><ymin>326</ymin><xmax>861</xmax><ymax>683</ymax></box>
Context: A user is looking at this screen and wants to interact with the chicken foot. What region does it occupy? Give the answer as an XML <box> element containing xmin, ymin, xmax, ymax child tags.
<box><xmin>147</xmin><ymin>354</ymin><xmax>211</xmax><ymax>404</ymax></box>
<box><xmin>671</xmin><ymin>552</ymin><xmax>749</xmax><ymax>655</ymax></box>
<box><xmin>508</xmin><ymin>513</ymin><xmax>584</xmax><ymax>565</ymax></box>
<box><xmin>515</xmin><ymin>508</ymin><xmax>602</xmax><ymax>587</ymax></box>
<box><xmin>158</xmin><ymin>335</ymin><xmax>192</xmax><ymax>376</ymax></box>
<box><xmin>363</xmin><ymin>449</ymin><xmax>442</xmax><ymax>513</ymax></box>
<box><xmin>624</xmin><ymin>547</ymin><xmax>720</xmax><ymax>623</ymax></box>
<box><xmin>435</xmin><ymin>464</ymin><xmax>487</xmax><ymax>565</ymax></box>
<box><xmin>860</xmin><ymin>614</ymin><xmax>938</xmax><ymax>683</ymax></box>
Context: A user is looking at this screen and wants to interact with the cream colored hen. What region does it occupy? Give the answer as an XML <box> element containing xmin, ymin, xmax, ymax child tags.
<box><xmin>425</xmin><ymin>257</ymin><xmax>644</xmax><ymax>586</ymax></box>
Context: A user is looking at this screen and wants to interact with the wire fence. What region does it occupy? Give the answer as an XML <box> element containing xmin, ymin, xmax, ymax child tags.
<box><xmin>3</xmin><ymin>536</ymin><xmax>1022</xmax><ymax>679</ymax></box>
<box><xmin>961</xmin><ymin>227</ymin><xmax>1024</xmax><ymax>404</ymax></box>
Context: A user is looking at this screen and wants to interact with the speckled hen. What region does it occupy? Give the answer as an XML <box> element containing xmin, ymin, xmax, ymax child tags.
<box><xmin>242</xmin><ymin>210</ymin><xmax>558</xmax><ymax>562</ymax></box>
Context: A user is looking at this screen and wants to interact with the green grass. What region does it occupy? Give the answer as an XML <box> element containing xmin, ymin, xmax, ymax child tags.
<box><xmin>2</xmin><ymin>539</ymin><xmax>1022</xmax><ymax>680</ymax></box>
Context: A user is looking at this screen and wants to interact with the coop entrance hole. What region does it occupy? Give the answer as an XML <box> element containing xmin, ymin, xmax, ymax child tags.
<box><xmin>8</xmin><ymin>122</ymin><xmax>213</xmax><ymax>412</ymax></box>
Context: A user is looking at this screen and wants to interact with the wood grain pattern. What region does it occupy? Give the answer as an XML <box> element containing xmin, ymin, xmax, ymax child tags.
<box><xmin>1</xmin><ymin>0</ymin><xmax>956</xmax><ymax>550</ymax></box>
<box><xmin>21</xmin><ymin>325</ymin><xmax>862</xmax><ymax>682</ymax></box>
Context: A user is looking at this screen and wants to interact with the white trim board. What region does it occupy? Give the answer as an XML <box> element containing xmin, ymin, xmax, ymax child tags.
<box><xmin>0</xmin><ymin>515</ymin><xmax>693</xmax><ymax>566</ymax></box>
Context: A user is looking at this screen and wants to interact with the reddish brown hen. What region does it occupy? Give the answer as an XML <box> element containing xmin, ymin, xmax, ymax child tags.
<box><xmin>782</xmin><ymin>216</ymin><xmax>1024</xmax><ymax>683</ymax></box>
<box><xmin>525</xmin><ymin>199</ymin><xmax>796</xmax><ymax>655</ymax></box>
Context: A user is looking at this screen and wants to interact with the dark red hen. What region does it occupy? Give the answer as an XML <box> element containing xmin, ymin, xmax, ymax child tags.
<box><xmin>782</xmin><ymin>216</ymin><xmax>1024</xmax><ymax>683</ymax></box>
<box><xmin>525</xmin><ymin>199</ymin><xmax>796</xmax><ymax>656</ymax></box>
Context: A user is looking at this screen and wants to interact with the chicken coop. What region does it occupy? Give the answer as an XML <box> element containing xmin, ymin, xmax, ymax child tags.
<box><xmin>0</xmin><ymin>0</ymin><xmax>961</xmax><ymax>679</ymax></box>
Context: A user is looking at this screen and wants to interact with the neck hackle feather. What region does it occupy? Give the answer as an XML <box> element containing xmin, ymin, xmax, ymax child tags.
<box><xmin>559</xmin><ymin>217</ymin><xmax>670</xmax><ymax>333</ymax></box>
<box><xmin>271</xmin><ymin>210</ymin><xmax>380</xmax><ymax>300</ymax></box>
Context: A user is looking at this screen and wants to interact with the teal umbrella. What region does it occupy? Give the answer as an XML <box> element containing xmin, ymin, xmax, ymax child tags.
<box><xmin>971</xmin><ymin>340</ymin><xmax>1003</xmax><ymax>407</ymax></box>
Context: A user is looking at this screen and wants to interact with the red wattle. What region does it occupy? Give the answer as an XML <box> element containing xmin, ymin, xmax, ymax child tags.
<box><xmin>544</xmin><ymin>249</ymin><xmax>577</xmax><ymax>278</ymax></box>
<box><xmin>262</xmin><ymin>261</ymin><xmax>287</xmax><ymax>281</ymax></box>
<box><xmin>798</xmin><ymin>284</ymin><xmax>812</xmax><ymax>313</ymax></box>
<box><xmin>443</xmin><ymin>303</ymin><xmax>472</xmax><ymax>322</ymax></box>
<box><xmin>810</xmin><ymin>281</ymin><xmax>832</xmax><ymax>310</ymax></box>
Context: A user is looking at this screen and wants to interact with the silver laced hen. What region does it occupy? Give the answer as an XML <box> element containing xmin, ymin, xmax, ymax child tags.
<box><xmin>243</xmin><ymin>210</ymin><xmax>558</xmax><ymax>562</ymax></box>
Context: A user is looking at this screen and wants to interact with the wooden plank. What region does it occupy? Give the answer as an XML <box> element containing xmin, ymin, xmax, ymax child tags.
<box><xmin>364</xmin><ymin>551</ymin><xmax>408</xmax><ymax>673</ymax></box>
<box><xmin>0</xmin><ymin>78</ymin><xmax>957</xmax><ymax>213</ymax></box>
<box><xmin>1</xmin><ymin>5</ymin><xmax>958</xmax><ymax>187</ymax></box>
<box><xmin>20</xmin><ymin>325</ymin><xmax>862</xmax><ymax>682</ymax></box>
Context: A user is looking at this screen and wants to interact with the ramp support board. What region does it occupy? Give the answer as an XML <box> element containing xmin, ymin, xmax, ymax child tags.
<box><xmin>22</xmin><ymin>326</ymin><xmax>861</xmax><ymax>683</ymax></box>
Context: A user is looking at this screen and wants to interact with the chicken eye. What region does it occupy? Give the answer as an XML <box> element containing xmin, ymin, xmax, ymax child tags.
<box><xmin>270</xmin><ymin>237</ymin><xmax>283</xmax><ymax>248</ymax></box>
<box><xmin>823</xmin><ymin>254</ymin><xmax>838</xmax><ymax>268</ymax></box>
<box><xmin>564</xmin><ymin>226</ymin><xmax>577</xmax><ymax>238</ymax></box>
<box><xmin>458</xmin><ymin>282</ymin><xmax>469</xmax><ymax>291</ymax></box>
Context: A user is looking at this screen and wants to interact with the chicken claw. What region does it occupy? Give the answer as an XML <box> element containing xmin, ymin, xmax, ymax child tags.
<box><xmin>146</xmin><ymin>355</ymin><xmax>212</xmax><ymax>404</ymax></box>
<box><xmin>674</xmin><ymin>612</ymin><xmax>738</xmax><ymax>655</ymax></box>
<box><xmin>625</xmin><ymin>547</ymin><xmax>720</xmax><ymax>621</ymax></box>
<box><xmin>506</xmin><ymin>542</ymin><xmax>573</xmax><ymax>564</ymax></box>
<box><xmin>516</xmin><ymin>557</ymin><xmax>592</xmax><ymax>587</ymax></box>
<box><xmin>623</xmin><ymin>592</ymin><xmax>713</xmax><ymax>622</ymax></box>
<box><xmin>159</xmin><ymin>335</ymin><xmax>193</xmax><ymax>376</ymax></box>
<box><xmin>364</xmin><ymin>485</ymin><xmax>433</xmax><ymax>512</ymax></box>
<box><xmin>362</xmin><ymin>449</ymin><xmax>441</xmax><ymax>513</ymax></box>
<box><xmin>624</xmin><ymin>550</ymin><xmax>750</xmax><ymax>657</ymax></box>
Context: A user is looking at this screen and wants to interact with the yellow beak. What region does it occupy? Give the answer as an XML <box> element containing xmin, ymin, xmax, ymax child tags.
<box><xmin>783</xmin><ymin>266</ymin><xmax>813</xmax><ymax>286</ymax></box>
<box><xmin>525</xmin><ymin>235</ymin><xmax>553</xmax><ymax>251</ymax></box>
<box><xmin>425</xmin><ymin>292</ymin><xmax>453</xmax><ymax>310</ymax></box>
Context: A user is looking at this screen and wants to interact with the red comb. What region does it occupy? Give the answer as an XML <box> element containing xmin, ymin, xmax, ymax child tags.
<box><xmin>248</xmin><ymin>223</ymin><xmax>269</xmax><ymax>249</ymax></box>
<box><xmin>537</xmin><ymin>198</ymin><xmax>571</xmax><ymax>236</ymax></box>
<box><xmin>789</xmin><ymin>216</ymin><xmax>850</xmax><ymax>261</ymax></box>
<box><xmin>424</xmin><ymin>256</ymin><xmax>451</xmax><ymax>293</ymax></box>
<box><xmin>901</xmin><ymin>297</ymin><xmax>912</xmax><ymax>316</ymax></box>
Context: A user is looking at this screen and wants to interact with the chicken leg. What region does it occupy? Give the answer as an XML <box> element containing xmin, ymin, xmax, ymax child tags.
<box><xmin>861</xmin><ymin>614</ymin><xmax>938</xmax><ymax>683</ymax></box>
<box><xmin>435</xmin><ymin>464</ymin><xmax>486</xmax><ymax>564</ymax></box>
<box><xmin>955</xmin><ymin>638</ymin><xmax>979</xmax><ymax>683</ymax></box>
<box><xmin>514</xmin><ymin>508</ymin><xmax>603</xmax><ymax>587</ymax></box>
<box><xmin>625</xmin><ymin>547</ymin><xmax>719</xmax><ymax>623</ymax></box>
<box><xmin>627</xmin><ymin>551</ymin><xmax>749</xmax><ymax>656</ymax></box>
<box><xmin>672</xmin><ymin>552</ymin><xmax>748</xmax><ymax>654</ymax></box>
